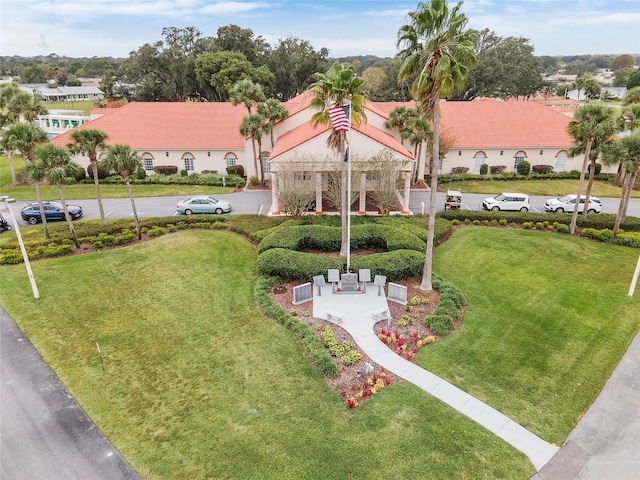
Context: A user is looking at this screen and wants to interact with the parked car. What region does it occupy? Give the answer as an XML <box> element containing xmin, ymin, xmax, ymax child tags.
<box><xmin>482</xmin><ymin>193</ymin><xmax>530</xmax><ymax>212</ymax></box>
<box><xmin>176</xmin><ymin>196</ymin><xmax>232</xmax><ymax>215</ymax></box>
<box><xmin>544</xmin><ymin>195</ymin><xmax>602</xmax><ymax>214</ymax></box>
<box><xmin>20</xmin><ymin>201</ymin><xmax>83</xmax><ymax>225</ymax></box>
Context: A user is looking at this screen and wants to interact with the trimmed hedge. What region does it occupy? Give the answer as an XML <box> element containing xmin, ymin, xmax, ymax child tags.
<box><xmin>254</xmin><ymin>276</ymin><xmax>337</xmax><ymax>377</ymax></box>
<box><xmin>437</xmin><ymin>210</ymin><xmax>640</xmax><ymax>232</ymax></box>
<box><xmin>424</xmin><ymin>275</ymin><xmax>467</xmax><ymax>336</ymax></box>
<box><xmin>257</xmin><ymin>249</ymin><xmax>343</xmax><ymax>281</ymax></box>
<box><xmin>257</xmin><ymin>224</ymin><xmax>426</xmax><ymax>255</ymax></box>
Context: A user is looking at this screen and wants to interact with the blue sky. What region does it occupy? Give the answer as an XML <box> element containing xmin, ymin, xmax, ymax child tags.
<box><xmin>1</xmin><ymin>0</ymin><xmax>639</xmax><ymax>59</ymax></box>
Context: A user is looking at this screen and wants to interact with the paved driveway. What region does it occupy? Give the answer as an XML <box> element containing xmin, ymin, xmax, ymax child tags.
<box><xmin>0</xmin><ymin>308</ymin><xmax>140</xmax><ymax>480</ymax></box>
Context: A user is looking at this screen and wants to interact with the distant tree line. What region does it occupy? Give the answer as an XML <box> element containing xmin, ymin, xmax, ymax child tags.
<box><xmin>1</xmin><ymin>24</ymin><xmax>639</xmax><ymax>103</ymax></box>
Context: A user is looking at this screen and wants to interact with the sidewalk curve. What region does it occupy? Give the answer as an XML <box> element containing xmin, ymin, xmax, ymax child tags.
<box><xmin>312</xmin><ymin>283</ymin><xmax>559</xmax><ymax>471</ymax></box>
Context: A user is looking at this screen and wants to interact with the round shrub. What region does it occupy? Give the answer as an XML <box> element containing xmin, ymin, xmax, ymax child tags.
<box><xmin>517</xmin><ymin>160</ymin><xmax>531</xmax><ymax>176</ymax></box>
<box><xmin>480</xmin><ymin>163</ymin><xmax>489</xmax><ymax>175</ymax></box>
<box><xmin>556</xmin><ymin>223</ymin><xmax>570</xmax><ymax>234</ymax></box>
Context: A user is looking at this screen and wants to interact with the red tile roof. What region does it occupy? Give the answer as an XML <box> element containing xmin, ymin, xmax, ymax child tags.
<box><xmin>440</xmin><ymin>99</ymin><xmax>572</xmax><ymax>148</ymax></box>
<box><xmin>52</xmin><ymin>102</ymin><xmax>248</xmax><ymax>150</ymax></box>
<box><xmin>269</xmin><ymin>115</ymin><xmax>412</xmax><ymax>161</ymax></box>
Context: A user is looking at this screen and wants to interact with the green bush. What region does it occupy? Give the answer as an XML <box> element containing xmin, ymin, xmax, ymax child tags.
<box><xmin>257</xmin><ymin>224</ymin><xmax>426</xmax><ymax>255</ymax></box>
<box><xmin>479</xmin><ymin>163</ymin><xmax>488</xmax><ymax>175</ymax></box>
<box><xmin>0</xmin><ymin>251</ymin><xmax>23</xmax><ymax>264</ymax></box>
<box><xmin>556</xmin><ymin>223</ymin><xmax>570</xmax><ymax>233</ymax></box>
<box><xmin>254</xmin><ymin>277</ymin><xmax>337</xmax><ymax>377</ymax></box>
<box><xmin>516</xmin><ymin>160</ymin><xmax>531</xmax><ymax>176</ymax></box>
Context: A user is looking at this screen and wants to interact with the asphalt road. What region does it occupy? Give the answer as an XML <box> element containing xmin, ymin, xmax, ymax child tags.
<box><xmin>0</xmin><ymin>308</ymin><xmax>140</xmax><ymax>480</ymax></box>
<box><xmin>5</xmin><ymin>190</ymin><xmax>640</xmax><ymax>225</ymax></box>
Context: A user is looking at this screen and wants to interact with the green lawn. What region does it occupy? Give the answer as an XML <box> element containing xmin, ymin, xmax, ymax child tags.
<box><xmin>442</xmin><ymin>178</ymin><xmax>639</xmax><ymax>198</ymax></box>
<box><xmin>428</xmin><ymin>227</ymin><xmax>640</xmax><ymax>444</ymax></box>
<box><xmin>45</xmin><ymin>100</ymin><xmax>98</xmax><ymax>114</ymax></box>
<box><xmin>0</xmin><ymin>230</ymin><xmax>535</xmax><ymax>480</ymax></box>
<box><xmin>0</xmin><ymin>156</ymin><xmax>235</xmax><ymax>199</ymax></box>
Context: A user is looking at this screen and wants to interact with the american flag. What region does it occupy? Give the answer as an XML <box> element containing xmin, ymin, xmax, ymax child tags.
<box><xmin>329</xmin><ymin>104</ymin><xmax>349</xmax><ymax>132</ymax></box>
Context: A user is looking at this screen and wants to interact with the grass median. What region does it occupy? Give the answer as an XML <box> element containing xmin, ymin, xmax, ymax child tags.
<box><xmin>0</xmin><ymin>230</ymin><xmax>533</xmax><ymax>479</ymax></box>
<box><xmin>427</xmin><ymin>226</ymin><xmax>640</xmax><ymax>444</ymax></box>
<box><xmin>0</xmin><ymin>227</ymin><xmax>638</xmax><ymax>478</ymax></box>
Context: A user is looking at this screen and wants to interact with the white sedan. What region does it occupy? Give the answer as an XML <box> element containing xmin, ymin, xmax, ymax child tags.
<box><xmin>544</xmin><ymin>195</ymin><xmax>602</xmax><ymax>214</ymax></box>
<box><xmin>176</xmin><ymin>196</ymin><xmax>232</xmax><ymax>215</ymax></box>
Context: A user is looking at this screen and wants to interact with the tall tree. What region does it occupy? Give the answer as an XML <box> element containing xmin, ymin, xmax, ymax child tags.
<box><xmin>2</xmin><ymin>123</ymin><xmax>47</xmax><ymax>165</ymax></box>
<box><xmin>397</xmin><ymin>0</ymin><xmax>477</xmax><ymax>292</ymax></box>
<box><xmin>385</xmin><ymin>106</ymin><xmax>418</xmax><ymax>147</ymax></box>
<box><xmin>100</xmin><ymin>145</ymin><xmax>143</xmax><ymax>239</ymax></box>
<box><xmin>33</xmin><ymin>144</ymin><xmax>83</xmax><ymax>247</ymax></box>
<box><xmin>404</xmin><ymin>115</ymin><xmax>432</xmax><ymax>182</ymax></box>
<box><xmin>215</xmin><ymin>24</ymin><xmax>270</xmax><ymax>66</ymax></box>
<box><xmin>67</xmin><ymin>129</ymin><xmax>109</xmax><ymax>225</ymax></box>
<box><xmin>568</xmin><ymin>126</ymin><xmax>617</xmax><ymax>219</ymax></box>
<box><xmin>6</xmin><ymin>91</ymin><xmax>47</xmax><ymax>123</ymax></box>
<box><xmin>454</xmin><ymin>34</ymin><xmax>541</xmax><ymax>100</ymax></box>
<box><xmin>239</xmin><ymin>114</ymin><xmax>267</xmax><ymax>183</ymax></box>
<box><xmin>602</xmin><ymin>133</ymin><xmax>640</xmax><ymax>235</ymax></box>
<box><xmin>623</xmin><ymin>87</ymin><xmax>640</xmax><ymax>106</ymax></box>
<box><xmin>230</xmin><ymin>79</ymin><xmax>266</xmax><ymax>114</ymax></box>
<box><xmin>267</xmin><ymin>37</ymin><xmax>330</xmax><ymax>100</ymax></box>
<box><xmin>309</xmin><ymin>62</ymin><xmax>367</xmax><ymax>258</ymax></box>
<box><xmin>257</xmin><ymin>99</ymin><xmax>289</xmax><ymax>148</ymax></box>
<box><xmin>195</xmin><ymin>51</ymin><xmax>275</xmax><ymax>101</ymax></box>
<box><xmin>119</xmin><ymin>27</ymin><xmax>213</xmax><ymax>101</ymax></box>
<box><xmin>566</xmin><ymin>105</ymin><xmax>617</xmax><ymax>234</ymax></box>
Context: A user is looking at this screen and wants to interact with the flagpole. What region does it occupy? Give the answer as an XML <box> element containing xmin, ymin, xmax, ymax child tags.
<box><xmin>346</xmin><ymin>101</ymin><xmax>352</xmax><ymax>273</ymax></box>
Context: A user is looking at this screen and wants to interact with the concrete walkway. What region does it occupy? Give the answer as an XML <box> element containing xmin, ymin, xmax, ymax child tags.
<box><xmin>312</xmin><ymin>282</ymin><xmax>559</xmax><ymax>471</ymax></box>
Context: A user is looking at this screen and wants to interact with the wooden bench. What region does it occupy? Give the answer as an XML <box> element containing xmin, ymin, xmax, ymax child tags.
<box><xmin>326</xmin><ymin>310</ymin><xmax>343</xmax><ymax>324</ymax></box>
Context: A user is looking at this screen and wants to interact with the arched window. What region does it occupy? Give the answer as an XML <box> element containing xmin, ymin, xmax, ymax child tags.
<box><xmin>225</xmin><ymin>153</ymin><xmax>237</xmax><ymax>166</ymax></box>
<box><xmin>184</xmin><ymin>153</ymin><xmax>194</xmax><ymax>172</ymax></box>
<box><xmin>142</xmin><ymin>153</ymin><xmax>154</xmax><ymax>171</ymax></box>
<box><xmin>261</xmin><ymin>151</ymin><xmax>271</xmax><ymax>175</ymax></box>
<box><xmin>473</xmin><ymin>151</ymin><xmax>486</xmax><ymax>173</ymax></box>
<box><xmin>513</xmin><ymin>151</ymin><xmax>527</xmax><ymax>171</ymax></box>
<box><xmin>555</xmin><ymin>150</ymin><xmax>567</xmax><ymax>171</ymax></box>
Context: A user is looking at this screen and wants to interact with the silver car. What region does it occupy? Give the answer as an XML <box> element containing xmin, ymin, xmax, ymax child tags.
<box><xmin>176</xmin><ymin>196</ymin><xmax>232</xmax><ymax>215</ymax></box>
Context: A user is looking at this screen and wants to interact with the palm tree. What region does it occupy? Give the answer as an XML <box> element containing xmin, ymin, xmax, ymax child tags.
<box><xmin>257</xmin><ymin>99</ymin><xmax>289</xmax><ymax>148</ymax></box>
<box><xmin>0</xmin><ymin>130</ymin><xmax>18</xmax><ymax>185</ymax></box>
<box><xmin>232</xmin><ymin>79</ymin><xmax>267</xmax><ymax>181</ymax></box>
<box><xmin>33</xmin><ymin>144</ymin><xmax>83</xmax><ymax>247</ymax></box>
<box><xmin>68</xmin><ymin>129</ymin><xmax>109</xmax><ymax>225</ymax></box>
<box><xmin>230</xmin><ymin>79</ymin><xmax>266</xmax><ymax>115</ymax></box>
<box><xmin>567</xmin><ymin>105</ymin><xmax>617</xmax><ymax>233</ymax></box>
<box><xmin>7</xmin><ymin>91</ymin><xmax>47</xmax><ymax>123</ymax></box>
<box><xmin>100</xmin><ymin>145</ymin><xmax>143</xmax><ymax>239</ymax></box>
<box><xmin>2</xmin><ymin>123</ymin><xmax>48</xmax><ymax>165</ymax></box>
<box><xmin>23</xmin><ymin>155</ymin><xmax>51</xmax><ymax>239</ymax></box>
<box><xmin>397</xmin><ymin>0</ymin><xmax>477</xmax><ymax>292</ymax></box>
<box><xmin>568</xmin><ymin>127</ymin><xmax>617</xmax><ymax>220</ymax></box>
<box><xmin>239</xmin><ymin>114</ymin><xmax>267</xmax><ymax>183</ymax></box>
<box><xmin>404</xmin><ymin>115</ymin><xmax>432</xmax><ymax>182</ymax></box>
<box><xmin>602</xmin><ymin>133</ymin><xmax>640</xmax><ymax>235</ymax></box>
<box><xmin>385</xmin><ymin>106</ymin><xmax>417</xmax><ymax>146</ymax></box>
<box><xmin>309</xmin><ymin>62</ymin><xmax>367</xmax><ymax>258</ymax></box>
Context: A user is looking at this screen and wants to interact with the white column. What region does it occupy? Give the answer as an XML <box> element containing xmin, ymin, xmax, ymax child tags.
<box><xmin>270</xmin><ymin>171</ymin><xmax>280</xmax><ymax>215</ymax></box>
<box><xmin>402</xmin><ymin>169</ymin><xmax>411</xmax><ymax>214</ymax></box>
<box><xmin>315</xmin><ymin>171</ymin><xmax>323</xmax><ymax>214</ymax></box>
<box><xmin>359</xmin><ymin>171</ymin><xmax>367</xmax><ymax>214</ymax></box>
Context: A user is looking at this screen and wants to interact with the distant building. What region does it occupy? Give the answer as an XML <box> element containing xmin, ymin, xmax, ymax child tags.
<box><xmin>50</xmin><ymin>94</ymin><xmax>618</xmax><ymax>216</ymax></box>
<box><xmin>18</xmin><ymin>84</ymin><xmax>104</xmax><ymax>103</ymax></box>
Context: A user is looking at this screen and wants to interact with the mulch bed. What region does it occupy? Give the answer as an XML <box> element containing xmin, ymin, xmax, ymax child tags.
<box><xmin>268</xmin><ymin>276</ymin><xmax>457</xmax><ymax>408</ymax></box>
